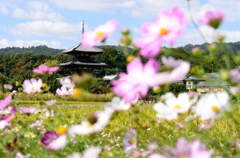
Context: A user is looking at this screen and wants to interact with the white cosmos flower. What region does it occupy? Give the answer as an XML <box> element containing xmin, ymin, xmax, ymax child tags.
<box><xmin>22</xmin><ymin>78</ymin><xmax>42</xmax><ymax>93</ymax></box>
<box><xmin>104</xmin><ymin>97</ymin><xmax>131</xmax><ymax>114</ymax></box>
<box><xmin>153</xmin><ymin>92</ymin><xmax>197</xmax><ymax>120</ymax></box>
<box><xmin>45</xmin><ymin>109</ymin><xmax>54</xmax><ymax>118</ymax></box>
<box><xmin>0</xmin><ymin>120</ymin><xmax>8</xmax><ymax>130</ymax></box>
<box><xmin>59</xmin><ymin>77</ymin><xmax>75</xmax><ymax>89</ymax></box>
<box><xmin>47</xmin><ymin>134</ymin><xmax>67</xmax><ymax>150</ymax></box>
<box><xmin>69</xmin><ymin>111</ymin><xmax>111</xmax><ymax>136</ymax></box>
<box><xmin>195</xmin><ymin>91</ymin><xmax>230</xmax><ymax>120</ymax></box>
<box><xmin>67</xmin><ymin>146</ymin><xmax>101</xmax><ymax>158</ymax></box>
<box><xmin>56</xmin><ymin>86</ymin><xmax>74</xmax><ymax>96</ymax></box>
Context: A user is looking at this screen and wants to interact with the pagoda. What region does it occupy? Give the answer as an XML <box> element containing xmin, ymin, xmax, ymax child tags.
<box><xmin>59</xmin><ymin>20</ymin><xmax>107</xmax><ymax>75</ymax></box>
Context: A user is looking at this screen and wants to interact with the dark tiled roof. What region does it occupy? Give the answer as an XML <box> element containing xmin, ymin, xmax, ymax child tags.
<box><xmin>59</xmin><ymin>61</ymin><xmax>107</xmax><ymax>67</ymax></box>
<box><xmin>62</xmin><ymin>43</ymin><xmax>103</xmax><ymax>54</ymax></box>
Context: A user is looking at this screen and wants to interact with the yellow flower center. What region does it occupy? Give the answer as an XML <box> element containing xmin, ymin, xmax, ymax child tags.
<box><xmin>202</xmin><ymin>120</ymin><xmax>206</xmax><ymax>123</ymax></box>
<box><xmin>129</xmin><ymin>138</ymin><xmax>136</xmax><ymax>143</ymax></box>
<box><xmin>52</xmin><ymin>139</ymin><xmax>55</xmax><ymax>143</ymax></box>
<box><xmin>179</xmin><ymin>156</ymin><xmax>188</xmax><ymax>158</ymax></box>
<box><xmin>175</xmin><ymin>105</ymin><xmax>181</xmax><ymax>109</ymax></box>
<box><xmin>127</xmin><ymin>55</ymin><xmax>134</xmax><ymax>63</ymax></box>
<box><xmin>160</xmin><ymin>28</ymin><xmax>168</xmax><ymax>36</ymax></box>
<box><xmin>212</xmin><ymin>106</ymin><xmax>219</xmax><ymax>111</ymax></box>
<box><xmin>96</xmin><ymin>32</ymin><xmax>104</xmax><ymax>38</ymax></box>
<box><xmin>10</xmin><ymin>143</ymin><xmax>14</xmax><ymax>147</ymax></box>
<box><xmin>47</xmin><ymin>115</ymin><xmax>51</xmax><ymax>118</ymax></box>
<box><xmin>42</xmin><ymin>83</ymin><xmax>47</xmax><ymax>88</ymax></box>
<box><xmin>57</xmin><ymin>126</ymin><xmax>67</xmax><ymax>135</ymax></box>
<box><xmin>16</xmin><ymin>81</ymin><xmax>19</xmax><ymax>84</ymax></box>
<box><xmin>87</xmin><ymin>124</ymin><xmax>93</xmax><ymax>128</ymax></box>
<box><xmin>74</xmin><ymin>88</ymin><xmax>83</xmax><ymax>98</ymax></box>
<box><xmin>31</xmin><ymin>87</ymin><xmax>34</xmax><ymax>91</ymax></box>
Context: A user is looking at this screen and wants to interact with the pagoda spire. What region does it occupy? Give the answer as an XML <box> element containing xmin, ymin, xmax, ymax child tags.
<box><xmin>82</xmin><ymin>20</ymin><xmax>84</xmax><ymax>38</ymax></box>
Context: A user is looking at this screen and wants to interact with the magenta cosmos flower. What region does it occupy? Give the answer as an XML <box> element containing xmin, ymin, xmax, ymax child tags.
<box><xmin>112</xmin><ymin>58</ymin><xmax>160</xmax><ymax>102</ymax></box>
<box><xmin>41</xmin><ymin>131</ymin><xmax>67</xmax><ymax>150</ymax></box>
<box><xmin>82</xmin><ymin>19</ymin><xmax>119</xmax><ymax>47</ymax></box>
<box><xmin>200</xmin><ymin>10</ymin><xmax>224</xmax><ymax>29</ymax></box>
<box><xmin>22</xmin><ymin>78</ymin><xmax>42</xmax><ymax>93</ymax></box>
<box><xmin>0</xmin><ymin>96</ymin><xmax>11</xmax><ymax>110</ymax></box>
<box><xmin>1</xmin><ymin>107</ymin><xmax>16</xmax><ymax>122</ymax></box>
<box><xmin>3</xmin><ymin>84</ymin><xmax>13</xmax><ymax>90</ymax></box>
<box><xmin>135</xmin><ymin>7</ymin><xmax>187</xmax><ymax>58</ymax></box>
<box><xmin>33</xmin><ymin>65</ymin><xmax>59</xmax><ymax>75</ymax></box>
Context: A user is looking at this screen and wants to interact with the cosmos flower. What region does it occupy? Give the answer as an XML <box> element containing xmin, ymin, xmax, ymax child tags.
<box><xmin>68</xmin><ymin>111</ymin><xmax>111</xmax><ymax>135</ymax></box>
<box><xmin>230</xmin><ymin>68</ymin><xmax>240</xmax><ymax>83</ymax></box>
<box><xmin>82</xmin><ymin>19</ymin><xmax>119</xmax><ymax>47</ymax></box>
<box><xmin>1</xmin><ymin>107</ymin><xmax>16</xmax><ymax>122</ymax></box>
<box><xmin>230</xmin><ymin>87</ymin><xmax>240</xmax><ymax>95</ymax></box>
<box><xmin>59</xmin><ymin>77</ymin><xmax>75</xmax><ymax>89</ymax></box>
<box><xmin>153</xmin><ymin>92</ymin><xmax>197</xmax><ymax>120</ymax></box>
<box><xmin>195</xmin><ymin>92</ymin><xmax>230</xmax><ymax>120</ymax></box>
<box><xmin>67</xmin><ymin>146</ymin><xmax>101</xmax><ymax>158</ymax></box>
<box><xmin>123</xmin><ymin>128</ymin><xmax>137</xmax><ymax>154</ymax></box>
<box><xmin>199</xmin><ymin>10</ymin><xmax>224</xmax><ymax>29</ymax></box>
<box><xmin>199</xmin><ymin>119</ymin><xmax>214</xmax><ymax>131</ymax></box>
<box><xmin>160</xmin><ymin>137</ymin><xmax>211</xmax><ymax>158</ymax></box>
<box><xmin>15</xmin><ymin>152</ymin><xmax>31</xmax><ymax>158</ymax></box>
<box><xmin>134</xmin><ymin>7</ymin><xmax>187</xmax><ymax>58</ymax></box>
<box><xmin>112</xmin><ymin>58</ymin><xmax>160</xmax><ymax>102</ymax></box>
<box><xmin>161</xmin><ymin>56</ymin><xmax>183</xmax><ymax>68</ymax></box>
<box><xmin>45</xmin><ymin>100</ymin><xmax>56</xmax><ymax>106</ymax></box>
<box><xmin>19</xmin><ymin>107</ymin><xmax>40</xmax><ymax>114</ymax></box>
<box><xmin>45</xmin><ymin>109</ymin><xmax>54</xmax><ymax>118</ymax></box>
<box><xmin>3</xmin><ymin>84</ymin><xmax>13</xmax><ymax>90</ymax></box>
<box><xmin>22</xmin><ymin>79</ymin><xmax>42</xmax><ymax>94</ymax></box>
<box><xmin>56</xmin><ymin>86</ymin><xmax>74</xmax><ymax>96</ymax></box>
<box><xmin>33</xmin><ymin>65</ymin><xmax>59</xmax><ymax>75</ymax></box>
<box><xmin>41</xmin><ymin>130</ymin><xmax>67</xmax><ymax>150</ymax></box>
<box><xmin>104</xmin><ymin>96</ymin><xmax>131</xmax><ymax>114</ymax></box>
<box><xmin>0</xmin><ymin>96</ymin><xmax>12</xmax><ymax>110</ymax></box>
<box><xmin>29</xmin><ymin>120</ymin><xmax>43</xmax><ymax>128</ymax></box>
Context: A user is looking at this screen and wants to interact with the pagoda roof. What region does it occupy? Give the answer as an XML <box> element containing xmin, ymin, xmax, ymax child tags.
<box><xmin>62</xmin><ymin>43</ymin><xmax>103</xmax><ymax>54</ymax></box>
<box><xmin>59</xmin><ymin>61</ymin><xmax>107</xmax><ymax>67</ymax></box>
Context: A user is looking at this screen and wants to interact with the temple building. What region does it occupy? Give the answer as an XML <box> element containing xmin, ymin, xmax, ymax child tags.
<box><xmin>59</xmin><ymin>20</ymin><xmax>107</xmax><ymax>75</ymax></box>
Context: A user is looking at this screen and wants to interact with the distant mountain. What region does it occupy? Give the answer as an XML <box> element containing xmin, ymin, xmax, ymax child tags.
<box><xmin>182</xmin><ymin>42</ymin><xmax>240</xmax><ymax>53</ymax></box>
<box><xmin>98</xmin><ymin>45</ymin><xmax>135</xmax><ymax>54</ymax></box>
<box><xmin>0</xmin><ymin>45</ymin><xmax>63</xmax><ymax>55</ymax></box>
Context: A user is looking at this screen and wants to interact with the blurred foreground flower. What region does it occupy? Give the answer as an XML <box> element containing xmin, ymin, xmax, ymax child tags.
<box><xmin>135</xmin><ymin>7</ymin><xmax>187</xmax><ymax>58</ymax></box>
<box><xmin>195</xmin><ymin>91</ymin><xmax>230</xmax><ymax>120</ymax></box>
<box><xmin>149</xmin><ymin>137</ymin><xmax>211</xmax><ymax>158</ymax></box>
<box><xmin>1</xmin><ymin>107</ymin><xmax>16</xmax><ymax>122</ymax></box>
<box><xmin>22</xmin><ymin>78</ymin><xmax>42</xmax><ymax>94</ymax></box>
<box><xmin>15</xmin><ymin>152</ymin><xmax>31</xmax><ymax>158</ymax></box>
<box><xmin>104</xmin><ymin>96</ymin><xmax>131</xmax><ymax>114</ymax></box>
<box><xmin>153</xmin><ymin>92</ymin><xmax>197</xmax><ymax>120</ymax></box>
<box><xmin>67</xmin><ymin>146</ymin><xmax>101</xmax><ymax>158</ymax></box>
<box><xmin>230</xmin><ymin>68</ymin><xmax>240</xmax><ymax>83</ymax></box>
<box><xmin>161</xmin><ymin>56</ymin><xmax>183</xmax><ymax>68</ymax></box>
<box><xmin>199</xmin><ymin>10</ymin><xmax>224</xmax><ymax>29</ymax></box>
<box><xmin>0</xmin><ymin>95</ymin><xmax>12</xmax><ymax>110</ymax></box>
<box><xmin>82</xmin><ymin>19</ymin><xmax>119</xmax><ymax>47</ymax></box>
<box><xmin>33</xmin><ymin>65</ymin><xmax>59</xmax><ymax>74</ymax></box>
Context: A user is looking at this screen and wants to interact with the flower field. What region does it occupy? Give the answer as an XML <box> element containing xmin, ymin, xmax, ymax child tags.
<box><xmin>1</xmin><ymin>99</ymin><xmax>240</xmax><ymax>157</ymax></box>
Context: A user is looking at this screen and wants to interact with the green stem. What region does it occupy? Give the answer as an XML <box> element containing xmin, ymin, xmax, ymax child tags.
<box><xmin>187</xmin><ymin>0</ymin><xmax>208</xmax><ymax>43</ymax></box>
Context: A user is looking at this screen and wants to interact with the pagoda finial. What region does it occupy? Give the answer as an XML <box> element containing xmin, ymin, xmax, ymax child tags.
<box><xmin>82</xmin><ymin>20</ymin><xmax>84</xmax><ymax>35</ymax></box>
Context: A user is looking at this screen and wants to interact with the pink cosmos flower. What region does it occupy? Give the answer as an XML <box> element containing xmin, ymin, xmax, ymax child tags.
<box><xmin>123</xmin><ymin>128</ymin><xmax>137</xmax><ymax>154</ymax></box>
<box><xmin>82</xmin><ymin>19</ymin><xmax>119</xmax><ymax>47</ymax></box>
<box><xmin>230</xmin><ymin>68</ymin><xmax>240</xmax><ymax>83</ymax></box>
<box><xmin>1</xmin><ymin>107</ymin><xmax>16</xmax><ymax>122</ymax></box>
<box><xmin>0</xmin><ymin>96</ymin><xmax>12</xmax><ymax>110</ymax></box>
<box><xmin>19</xmin><ymin>107</ymin><xmax>40</xmax><ymax>114</ymax></box>
<box><xmin>112</xmin><ymin>58</ymin><xmax>160</xmax><ymax>102</ymax></box>
<box><xmin>134</xmin><ymin>7</ymin><xmax>187</xmax><ymax>58</ymax></box>
<box><xmin>161</xmin><ymin>56</ymin><xmax>183</xmax><ymax>68</ymax></box>
<box><xmin>33</xmin><ymin>65</ymin><xmax>59</xmax><ymax>75</ymax></box>
<box><xmin>67</xmin><ymin>146</ymin><xmax>101</xmax><ymax>158</ymax></box>
<box><xmin>46</xmin><ymin>100</ymin><xmax>56</xmax><ymax>106</ymax></box>
<box><xmin>15</xmin><ymin>152</ymin><xmax>31</xmax><ymax>158</ymax></box>
<box><xmin>199</xmin><ymin>10</ymin><xmax>224</xmax><ymax>29</ymax></box>
<box><xmin>22</xmin><ymin>79</ymin><xmax>42</xmax><ymax>93</ymax></box>
<box><xmin>3</xmin><ymin>84</ymin><xmax>13</xmax><ymax>90</ymax></box>
<box><xmin>56</xmin><ymin>86</ymin><xmax>74</xmax><ymax>96</ymax></box>
<box><xmin>112</xmin><ymin>58</ymin><xmax>190</xmax><ymax>102</ymax></box>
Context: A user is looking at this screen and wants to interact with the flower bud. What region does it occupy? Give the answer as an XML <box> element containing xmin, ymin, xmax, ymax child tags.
<box><xmin>121</xmin><ymin>28</ymin><xmax>130</xmax><ymax>36</ymax></box>
<box><xmin>87</xmin><ymin>115</ymin><xmax>98</xmax><ymax>124</ymax></box>
<box><xmin>220</xmin><ymin>70</ymin><xmax>229</xmax><ymax>80</ymax></box>
<box><xmin>120</xmin><ymin>36</ymin><xmax>132</xmax><ymax>46</ymax></box>
<box><xmin>217</xmin><ymin>35</ymin><xmax>225</xmax><ymax>42</ymax></box>
<box><xmin>127</xmin><ymin>55</ymin><xmax>134</xmax><ymax>63</ymax></box>
<box><xmin>209</xmin><ymin>43</ymin><xmax>218</xmax><ymax>52</ymax></box>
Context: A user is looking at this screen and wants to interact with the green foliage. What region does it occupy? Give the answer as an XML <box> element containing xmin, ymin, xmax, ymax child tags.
<box><xmin>168</xmin><ymin>83</ymin><xmax>188</xmax><ymax>95</ymax></box>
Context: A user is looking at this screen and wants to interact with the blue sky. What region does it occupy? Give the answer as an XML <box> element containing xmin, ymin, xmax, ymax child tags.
<box><xmin>0</xmin><ymin>0</ymin><xmax>239</xmax><ymax>49</ymax></box>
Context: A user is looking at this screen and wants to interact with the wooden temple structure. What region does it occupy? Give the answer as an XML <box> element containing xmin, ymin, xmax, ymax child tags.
<box><xmin>59</xmin><ymin>21</ymin><xmax>107</xmax><ymax>75</ymax></box>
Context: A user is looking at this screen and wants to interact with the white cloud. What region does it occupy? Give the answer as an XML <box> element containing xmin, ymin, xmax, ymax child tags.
<box><xmin>0</xmin><ymin>38</ymin><xmax>62</xmax><ymax>49</ymax></box>
<box><xmin>10</xmin><ymin>21</ymin><xmax>89</xmax><ymax>40</ymax></box>
<box><xmin>12</xmin><ymin>1</ymin><xmax>64</xmax><ymax>21</ymax></box>
<box><xmin>0</xmin><ymin>5</ymin><xmax>9</xmax><ymax>15</ymax></box>
<box><xmin>51</xmin><ymin>0</ymin><xmax>136</xmax><ymax>11</ymax></box>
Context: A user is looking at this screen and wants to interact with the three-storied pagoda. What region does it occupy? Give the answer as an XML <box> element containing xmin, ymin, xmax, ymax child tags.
<box><xmin>59</xmin><ymin>21</ymin><xmax>107</xmax><ymax>75</ymax></box>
